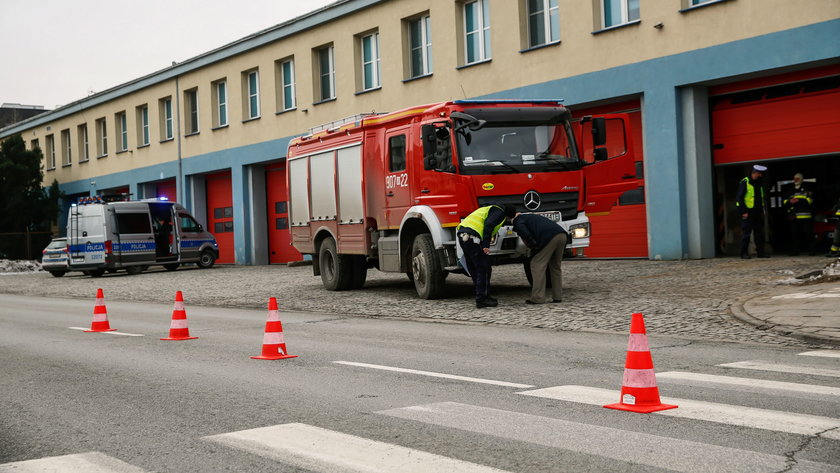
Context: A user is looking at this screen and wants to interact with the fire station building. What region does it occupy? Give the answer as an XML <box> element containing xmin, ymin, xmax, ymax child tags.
<box><xmin>2</xmin><ymin>0</ymin><xmax>838</xmax><ymax>263</ymax></box>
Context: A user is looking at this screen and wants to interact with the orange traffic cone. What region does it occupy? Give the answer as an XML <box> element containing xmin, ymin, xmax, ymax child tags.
<box><xmin>161</xmin><ymin>291</ymin><xmax>198</xmax><ymax>341</ymax></box>
<box><xmin>604</xmin><ymin>313</ymin><xmax>677</xmax><ymax>413</ymax></box>
<box><xmin>85</xmin><ymin>288</ymin><xmax>117</xmax><ymax>332</ymax></box>
<box><xmin>251</xmin><ymin>297</ymin><xmax>297</xmax><ymax>360</ymax></box>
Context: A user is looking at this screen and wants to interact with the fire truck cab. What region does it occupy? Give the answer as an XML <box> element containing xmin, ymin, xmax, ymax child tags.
<box><xmin>286</xmin><ymin>100</ymin><xmax>636</xmax><ymax>298</ymax></box>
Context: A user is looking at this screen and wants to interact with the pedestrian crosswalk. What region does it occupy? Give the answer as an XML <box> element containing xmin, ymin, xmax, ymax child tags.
<box><xmin>3</xmin><ymin>349</ymin><xmax>838</xmax><ymax>472</ymax></box>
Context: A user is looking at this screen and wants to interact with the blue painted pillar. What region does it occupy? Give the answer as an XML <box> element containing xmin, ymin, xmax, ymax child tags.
<box><xmin>231</xmin><ymin>165</ymin><xmax>252</xmax><ymax>264</ymax></box>
<box><xmin>641</xmin><ymin>88</ymin><xmax>687</xmax><ymax>260</ymax></box>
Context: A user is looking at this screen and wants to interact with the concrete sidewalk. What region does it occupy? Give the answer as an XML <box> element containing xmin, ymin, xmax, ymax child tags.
<box><xmin>732</xmin><ymin>278</ymin><xmax>840</xmax><ymax>346</ymax></box>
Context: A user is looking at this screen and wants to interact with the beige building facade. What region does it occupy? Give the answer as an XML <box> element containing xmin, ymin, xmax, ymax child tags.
<box><xmin>3</xmin><ymin>0</ymin><xmax>839</xmax><ymax>263</ymax></box>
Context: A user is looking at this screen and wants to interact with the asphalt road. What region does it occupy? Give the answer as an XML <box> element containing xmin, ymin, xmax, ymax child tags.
<box><xmin>1</xmin><ymin>294</ymin><xmax>839</xmax><ymax>472</ymax></box>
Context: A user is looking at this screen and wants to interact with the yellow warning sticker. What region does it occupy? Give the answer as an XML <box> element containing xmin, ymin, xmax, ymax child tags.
<box><xmin>482</xmin><ymin>183</ymin><xmax>494</xmax><ymax>191</ymax></box>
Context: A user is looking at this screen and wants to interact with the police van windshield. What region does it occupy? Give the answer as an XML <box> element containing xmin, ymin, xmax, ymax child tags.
<box><xmin>454</xmin><ymin>110</ymin><xmax>580</xmax><ymax>175</ymax></box>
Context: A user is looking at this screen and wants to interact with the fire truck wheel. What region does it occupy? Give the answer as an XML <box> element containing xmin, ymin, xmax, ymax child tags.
<box><xmin>319</xmin><ymin>237</ymin><xmax>353</xmax><ymax>291</ymax></box>
<box><xmin>197</xmin><ymin>250</ymin><xmax>216</xmax><ymax>269</ymax></box>
<box><xmin>49</xmin><ymin>271</ymin><xmax>66</xmax><ymax>277</ymax></box>
<box><xmin>523</xmin><ymin>261</ymin><xmax>552</xmax><ymax>289</ymax></box>
<box><xmin>411</xmin><ymin>233</ymin><xmax>446</xmax><ymax>299</ymax></box>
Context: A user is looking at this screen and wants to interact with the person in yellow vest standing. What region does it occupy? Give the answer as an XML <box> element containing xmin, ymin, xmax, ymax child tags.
<box><xmin>783</xmin><ymin>173</ymin><xmax>816</xmax><ymax>256</ymax></box>
<box><xmin>735</xmin><ymin>164</ymin><xmax>769</xmax><ymax>259</ymax></box>
<box><xmin>828</xmin><ymin>196</ymin><xmax>840</xmax><ymax>258</ymax></box>
<box><xmin>456</xmin><ymin>204</ymin><xmax>511</xmax><ymax>308</ymax></box>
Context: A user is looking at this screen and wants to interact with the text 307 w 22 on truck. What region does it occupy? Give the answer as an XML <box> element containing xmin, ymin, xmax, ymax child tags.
<box><xmin>286</xmin><ymin>100</ymin><xmax>637</xmax><ymax>299</ymax></box>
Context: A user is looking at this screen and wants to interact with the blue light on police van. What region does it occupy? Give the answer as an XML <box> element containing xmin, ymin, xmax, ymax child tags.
<box><xmin>158</xmin><ymin>196</ymin><xmax>169</xmax><ymax>201</ymax></box>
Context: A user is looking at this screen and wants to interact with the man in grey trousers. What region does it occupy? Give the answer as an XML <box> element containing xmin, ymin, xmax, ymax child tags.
<box><xmin>510</xmin><ymin>210</ymin><xmax>568</xmax><ymax>304</ymax></box>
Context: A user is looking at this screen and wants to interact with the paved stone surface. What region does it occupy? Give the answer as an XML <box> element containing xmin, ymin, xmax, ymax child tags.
<box><xmin>1</xmin><ymin>256</ymin><xmax>837</xmax><ymax>348</ymax></box>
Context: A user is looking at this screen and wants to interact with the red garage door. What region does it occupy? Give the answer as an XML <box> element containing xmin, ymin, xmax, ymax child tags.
<box><xmin>156</xmin><ymin>179</ymin><xmax>177</xmax><ymax>202</ymax></box>
<box><xmin>206</xmin><ymin>171</ymin><xmax>234</xmax><ymax>264</ymax></box>
<box><xmin>265</xmin><ymin>163</ymin><xmax>302</xmax><ymax>264</ymax></box>
<box><xmin>711</xmin><ymin>66</ymin><xmax>840</xmax><ymax>165</ymax></box>
<box><xmin>572</xmin><ymin>100</ymin><xmax>647</xmax><ymax>258</ymax></box>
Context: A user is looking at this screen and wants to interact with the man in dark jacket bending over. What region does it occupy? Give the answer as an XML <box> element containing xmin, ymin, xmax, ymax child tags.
<box><xmin>511</xmin><ymin>211</ymin><xmax>568</xmax><ymax>304</ymax></box>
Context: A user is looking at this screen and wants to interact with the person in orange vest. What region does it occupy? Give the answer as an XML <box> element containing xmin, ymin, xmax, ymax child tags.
<box><xmin>735</xmin><ymin>164</ymin><xmax>769</xmax><ymax>259</ymax></box>
<box><xmin>783</xmin><ymin>173</ymin><xmax>816</xmax><ymax>256</ymax></box>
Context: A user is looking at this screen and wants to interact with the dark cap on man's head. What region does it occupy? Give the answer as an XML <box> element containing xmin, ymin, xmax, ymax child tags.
<box><xmin>752</xmin><ymin>164</ymin><xmax>767</xmax><ymax>173</ymax></box>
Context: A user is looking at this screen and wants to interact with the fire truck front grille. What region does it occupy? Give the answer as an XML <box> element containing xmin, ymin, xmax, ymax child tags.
<box><xmin>478</xmin><ymin>192</ymin><xmax>579</xmax><ymax>220</ymax></box>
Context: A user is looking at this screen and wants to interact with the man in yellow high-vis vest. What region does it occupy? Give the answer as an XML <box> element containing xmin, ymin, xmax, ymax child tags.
<box><xmin>735</xmin><ymin>164</ymin><xmax>769</xmax><ymax>259</ymax></box>
<box><xmin>456</xmin><ymin>204</ymin><xmax>512</xmax><ymax>308</ymax></box>
<box><xmin>828</xmin><ymin>196</ymin><xmax>840</xmax><ymax>258</ymax></box>
<box><xmin>783</xmin><ymin>173</ymin><xmax>816</xmax><ymax>256</ymax></box>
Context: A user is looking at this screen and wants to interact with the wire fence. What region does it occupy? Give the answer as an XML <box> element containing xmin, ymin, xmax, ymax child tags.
<box><xmin>0</xmin><ymin>232</ymin><xmax>54</xmax><ymax>261</ymax></box>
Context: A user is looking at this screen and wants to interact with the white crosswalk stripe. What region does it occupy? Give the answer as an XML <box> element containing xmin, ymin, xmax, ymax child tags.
<box><xmin>800</xmin><ymin>350</ymin><xmax>840</xmax><ymax>359</ymax></box>
<box><xmin>333</xmin><ymin>361</ymin><xmax>534</xmax><ymax>388</ymax></box>
<box><xmin>377</xmin><ymin>402</ymin><xmax>840</xmax><ymax>473</ymax></box>
<box><xmin>204</xmin><ymin>423</ymin><xmax>510</xmax><ymax>473</ymax></box>
<box><xmin>719</xmin><ymin>360</ymin><xmax>840</xmax><ymax>378</ymax></box>
<box><xmin>517</xmin><ymin>385</ymin><xmax>840</xmax><ymax>440</ymax></box>
<box><xmin>0</xmin><ymin>452</ymin><xmax>147</xmax><ymax>473</ymax></box>
<box><xmin>657</xmin><ymin>371</ymin><xmax>840</xmax><ymax>398</ymax></box>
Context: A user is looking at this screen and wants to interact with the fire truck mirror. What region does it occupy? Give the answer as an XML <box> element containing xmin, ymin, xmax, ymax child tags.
<box><xmin>422</xmin><ymin>124</ymin><xmax>438</xmax><ymax>170</ymax></box>
<box><xmin>591</xmin><ymin>117</ymin><xmax>607</xmax><ymax>147</ymax></box>
<box><xmin>593</xmin><ymin>147</ymin><xmax>608</xmax><ymax>162</ymax></box>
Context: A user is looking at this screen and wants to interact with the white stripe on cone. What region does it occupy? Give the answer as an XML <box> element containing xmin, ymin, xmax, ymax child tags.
<box><xmin>627</xmin><ymin>333</ymin><xmax>650</xmax><ymax>352</ymax></box>
<box><xmin>267</xmin><ymin>310</ymin><xmax>281</xmax><ymax>322</ymax></box>
<box><xmin>93</xmin><ymin>313</ymin><xmax>108</xmax><ymax>322</ymax></box>
<box><xmin>622</xmin><ymin>368</ymin><xmax>658</xmax><ymax>388</ymax></box>
<box><xmin>174</xmin><ymin>301</ymin><xmax>185</xmax><ymax>310</ymax></box>
<box><xmin>263</xmin><ymin>332</ymin><xmax>285</xmax><ymax>345</ymax></box>
<box><xmin>170</xmin><ymin>319</ymin><xmax>189</xmax><ymax>329</ymax></box>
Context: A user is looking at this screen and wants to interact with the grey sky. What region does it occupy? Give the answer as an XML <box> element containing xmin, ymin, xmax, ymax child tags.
<box><xmin>0</xmin><ymin>0</ymin><xmax>335</xmax><ymax>109</ymax></box>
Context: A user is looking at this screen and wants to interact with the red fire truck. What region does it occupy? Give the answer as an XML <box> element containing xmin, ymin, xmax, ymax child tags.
<box><xmin>286</xmin><ymin>100</ymin><xmax>636</xmax><ymax>298</ymax></box>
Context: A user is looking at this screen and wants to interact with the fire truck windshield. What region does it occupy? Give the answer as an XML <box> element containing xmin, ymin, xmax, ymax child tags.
<box><xmin>454</xmin><ymin>116</ymin><xmax>580</xmax><ymax>175</ymax></box>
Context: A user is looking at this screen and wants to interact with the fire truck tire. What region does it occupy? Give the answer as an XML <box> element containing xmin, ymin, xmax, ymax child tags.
<box><xmin>49</xmin><ymin>271</ymin><xmax>66</xmax><ymax>277</ymax></box>
<box><xmin>197</xmin><ymin>250</ymin><xmax>216</xmax><ymax>269</ymax></box>
<box><xmin>319</xmin><ymin>238</ymin><xmax>353</xmax><ymax>291</ymax></box>
<box><xmin>523</xmin><ymin>261</ymin><xmax>552</xmax><ymax>289</ymax></box>
<box><xmin>349</xmin><ymin>256</ymin><xmax>367</xmax><ymax>289</ymax></box>
<box><xmin>126</xmin><ymin>265</ymin><xmax>144</xmax><ymax>275</ymax></box>
<box><xmin>411</xmin><ymin>233</ymin><xmax>446</xmax><ymax>299</ymax></box>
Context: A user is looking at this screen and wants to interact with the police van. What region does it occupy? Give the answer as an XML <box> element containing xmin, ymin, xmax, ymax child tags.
<box><xmin>67</xmin><ymin>196</ymin><xmax>219</xmax><ymax>277</ymax></box>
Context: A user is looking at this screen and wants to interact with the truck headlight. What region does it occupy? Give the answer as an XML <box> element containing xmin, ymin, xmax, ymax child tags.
<box><xmin>569</xmin><ymin>223</ymin><xmax>589</xmax><ymax>239</ymax></box>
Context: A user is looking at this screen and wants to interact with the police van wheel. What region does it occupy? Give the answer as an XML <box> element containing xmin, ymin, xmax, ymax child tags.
<box><xmin>164</xmin><ymin>263</ymin><xmax>180</xmax><ymax>271</ymax></box>
<box><xmin>197</xmin><ymin>250</ymin><xmax>216</xmax><ymax>269</ymax></box>
<box><xmin>126</xmin><ymin>266</ymin><xmax>144</xmax><ymax>275</ymax></box>
<box><xmin>88</xmin><ymin>269</ymin><xmax>106</xmax><ymax>278</ymax></box>
<box><xmin>523</xmin><ymin>261</ymin><xmax>552</xmax><ymax>289</ymax></box>
<box><xmin>49</xmin><ymin>271</ymin><xmax>66</xmax><ymax>277</ymax></box>
<box><xmin>411</xmin><ymin>233</ymin><xmax>446</xmax><ymax>299</ymax></box>
<box><xmin>319</xmin><ymin>238</ymin><xmax>353</xmax><ymax>291</ymax></box>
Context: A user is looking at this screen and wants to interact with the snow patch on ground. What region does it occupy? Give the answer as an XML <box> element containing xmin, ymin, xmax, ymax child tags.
<box><xmin>0</xmin><ymin>260</ymin><xmax>44</xmax><ymax>275</ymax></box>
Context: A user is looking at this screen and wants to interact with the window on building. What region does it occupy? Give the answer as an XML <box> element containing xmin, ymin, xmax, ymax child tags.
<box><xmin>389</xmin><ymin>135</ymin><xmax>406</xmax><ymax>172</ymax></box>
<box><xmin>244</xmin><ymin>69</ymin><xmax>260</xmax><ymax>119</ymax></box>
<box><xmin>159</xmin><ymin>97</ymin><xmax>174</xmax><ymax>141</ymax></box>
<box><xmin>407</xmin><ymin>14</ymin><xmax>432</xmax><ymax>78</ymax></box>
<box><xmin>315</xmin><ymin>45</ymin><xmax>335</xmax><ymax>102</ymax></box>
<box><xmin>212</xmin><ymin>80</ymin><xmax>228</xmax><ymax>128</ymax></box>
<box><xmin>359</xmin><ymin>32</ymin><xmax>381</xmax><ymax>91</ymax></box>
<box><xmin>45</xmin><ymin>134</ymin><xmax>56</xmax><ymax>169</ymax></box>
<box><xmin>96</xmin><ymin>118</ymin><xmax>108</xmax><ymax>157</ymax></box>
<box><xmin>30</xmin><ymin>139</ymin><xmax>39</xmax><ymax>153</ymax></box>
<box><xmin>463</xmin><ymin>0</ymin><xmax>491</xmax><ymax>65</ymax></box>
<box><xmin>137</xmin><ymin>105</ymin><xmax>150</xmax><ymax>146</ymax></box>
<box><xmin>60</xmin><ymin>129</ymin><xmax>71</xmax><ymax>166</ymax></box>
<box><xmin>602</xmin><ymin>0</ymin><xmax>640</xmax><ymax>28</ymax></box>
<box><xmin>185</xmin><ymin>88</ymin><xmax>199</xmax><ymax>134</ymax></box>
<box><xmin>276</xmin><ymin>58</ymin><xmax>296</xmax><ymax>112</ymax></box>
<box><xmin>78</xmin><ymin>124</ymin><xmax>89</xmax><ymax>162</ymax></box>
<box><xmin>116</xmin><ymin>112</ymin><xmax>128</xmax><ymax>152</ymax></box>
<box><xmin>527</xmin><ymin>0</ymin><xmax>559</xmax><ymax>47</ymax></box>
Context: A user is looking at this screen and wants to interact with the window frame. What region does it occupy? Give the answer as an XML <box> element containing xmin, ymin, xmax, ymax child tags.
<box><xmin>116</xmin><ymin>111</ymin><xmax>128</xmax><ymax>152</ymax></box>
<box><xmin>78</xmin><ymin>124</ymin><xmax>89</xmax><ymax>162</ymax></box>
<box><xmin>245</xmin><ymin>69</ymin><xmax>260</xmax><ymax>120</ymax></box>
<box><xmin>360</xmin><ymin>32</ymin><xmax>381</xmax><ymax>92</ymax></box>
<box><xmin>315</xmin><ymin>45</ymin><xmax>336</xmax><ymax>102</ymax></box>
<box><xmin>185</xmin><ymin>88</ymin><xmax>200</xmax><ymax>135</ymax></box>
<box><xmin>60</xmin><ymin>129</ymin><xmax>71</xmax><ymax>167</ymax></box>
<box><xmin>527</xmin><ymin>0</ymin><xmax>560</xmax><ymax>48</ymax></box>
<box><xmin>278</xmin><ymin>58</ymin><xmax>296</xmax><ymax>112</ymax></box>
<box><xmin>212</xmin><ymin>80</ymin><xmax>228</xmax><ymax>128</ymax></box>
<box><xmin>463</xmin><ymin>0</ymin><xmax>492</xmax><ymax>66</ymax></box>
<box><xmin>137</xmin><ymin>105</ymin><xmax>150</xmax><ymax>147</ymax></box>
<box><xmin>45</xmin><ymin>134</ymin><xmax>56</xmax><ymax>169</ymax></box>
<box><xmin>408</xmin><ymin>14</ymin><xmax>433</xmax><ymax>79</ymax></box>
<box><xmin>160</xmin><ymin>97</ymin><xmax>174</xmax><ymax>141</ymax></box>
<box><xmin>601</xmin><ymin>0</ymin><xmax>640</xmax><ymax>29</ymax></box>
<box><xmin>96</xmin><ymin>117</ymin><xmax>108</xmax><ymax>157</ymax></box>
